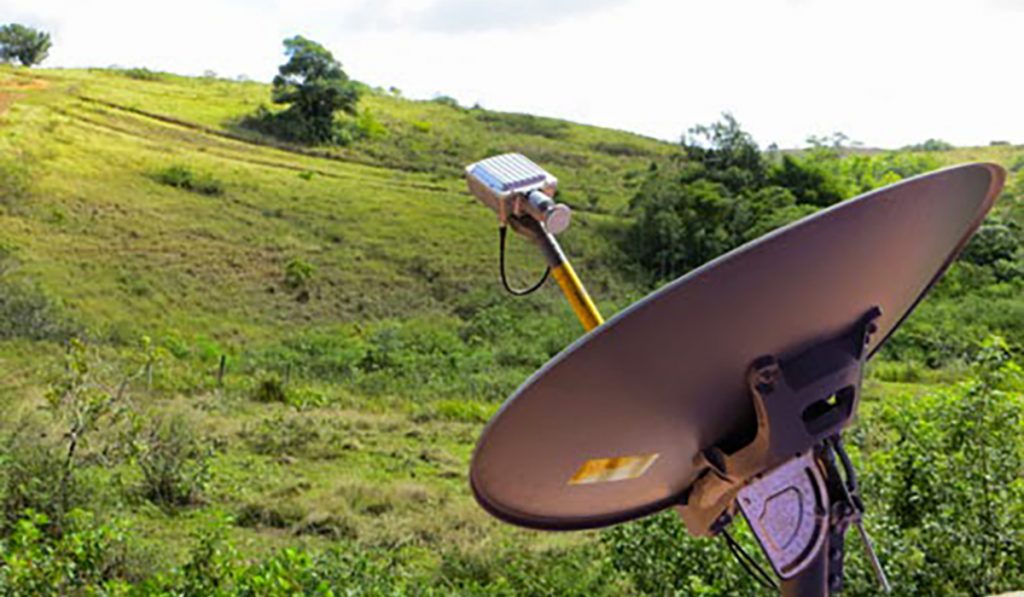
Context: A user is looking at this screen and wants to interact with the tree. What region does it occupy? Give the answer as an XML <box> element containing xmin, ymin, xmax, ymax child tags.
<box><xmin>268</xmin><ymin>35</ymin><xmax>360</xmax><ymax>143</ymax></box>
<box><xmin>0</xmin><ymin>24</ymin><xmax>51</xmax><ymax>67</ymax></box>
<box><xmin>770</xmin><ymin>154</ymin><xmax>846</xmax><ymax>207</ymax></box>
<box><xmin>682</xmin><ymin>112</ymin><xmax>767</xmax><ymax>193</ymax></box>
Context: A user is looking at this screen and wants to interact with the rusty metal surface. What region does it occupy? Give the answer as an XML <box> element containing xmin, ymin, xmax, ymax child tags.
<box><xmin>470</xmin><ymin>163</ymin><xmax>1005</xmax><ymax>530</ymax></box>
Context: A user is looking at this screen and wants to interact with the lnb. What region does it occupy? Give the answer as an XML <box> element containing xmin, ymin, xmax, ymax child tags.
<box><xmin>466</xmin><ymin>153</ymin><xmax>572</xmax><ymax>235</ymax></box>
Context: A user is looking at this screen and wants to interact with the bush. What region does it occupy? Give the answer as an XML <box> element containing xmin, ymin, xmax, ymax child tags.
<box><xmin>252</xmin><ymin>374</ymin><xmax>288</xmax><ymax>403</ymax></box>
<box><xmin>134</xmin><ymin>415</ymin><xmax>211</xmax><ymax>510</ymax></box>
<box><xmin>845</xmin><ymin>338</ymin><xmax>1024</xmax><ymax>595</ymax></box>
<box><xmin>904</xmin><ymin>138</ymin><xmax>954</xmax><ymax>152</ymax></box>
<box><xmin>430</xmin><ymin>95</ymin><xmax>461</xmax><ymax>109</ymax></box>
<box><xmin>0</xmin><ymin>510</ymin><xmax>129</xmax><ymax>594</ymax></box>
<box><xmin>152</xmin><ymin>164</ymin><xmax>224</xmax><ymax>196</ymax></box>
<box><xmin>112</xmin><ymin>67</ymin><xmax>165</xmax><ymax>81</ymax></box>
<box><xmin>0</xmin><ymin>277</ymin><xmax>78</xmax><ymax>341</ymax></box>
<box><xmin>961</xmin><ymin>218</ymin><xmax>1022</xmax><ymax>279</ymax></box>
<box><xmin>283</xmin><ymin>257</ymin><xmax>315</xmax><ymax>290</ymax></box>
<box><xmin>0</xmin><ymin>428</ymin><xmax>92</xmax><ymax>533</ymax></box>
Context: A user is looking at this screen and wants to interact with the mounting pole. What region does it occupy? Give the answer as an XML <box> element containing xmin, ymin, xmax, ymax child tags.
<box><xmin>515</xmin><ymin>216</ymin><xmax>604</xmax><ymax>331</ymax></box>
<box><xmin>780</xmin><ymin>535</ymin><xmax>829</xmax><ymax>597</ymax></box>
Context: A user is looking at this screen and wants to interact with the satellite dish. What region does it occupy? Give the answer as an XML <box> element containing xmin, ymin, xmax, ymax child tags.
<box><xmin>469</xmin><ymin>162</ymin><xmax>1005</xmax><ymax>594</ymax></box>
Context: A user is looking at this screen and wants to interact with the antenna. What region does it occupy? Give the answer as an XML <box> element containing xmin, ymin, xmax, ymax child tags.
<box><xmin>466</xmin><ymin>153</ymin><xmax>603</xmax><ymax>330</ymax></box>
<box><xmin>465</xmin><ymin>159</ymin><xmax>1006</xmax><ymax>596</ymax></box>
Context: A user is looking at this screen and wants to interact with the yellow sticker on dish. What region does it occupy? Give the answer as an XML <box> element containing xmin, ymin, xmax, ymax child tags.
<box><xmin>569</xmin><ymin>453</ymin><xmax>659</xmax><ymax>485</ymax></box>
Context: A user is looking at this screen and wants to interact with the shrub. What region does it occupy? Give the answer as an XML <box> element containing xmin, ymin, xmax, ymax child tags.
<box><xmin>0</xmin><ymin>277</ymin><xmax>78</xmax><ymax>341</ymax></box>
<box><xmin>112</xmin><ymin>67</ymin><xmax>165</xmax><ymax>81</ymax></box>
<box><xmin>252</xmin><ymin>374</ymin><xmax>288</xmax><ymax>403</ymax></box>
<box><xmin>604</xmin><ymin>511</ymin><xmax>766</xmax><ymax>595</ymax></box>
<box><xmin>904</xmin><ymin>138</ymin><xmax>954</xmax><ymax>152</ymax></box>
<box><xmin>134</xmin><ymin>415</ymin><xmax>211</xmax><ymax>510</ymax></box>
<box><xmin>356</xmin><ymin>108</ymin><xmax>387</xmax><ymax>139</ymax></box>
<box><xmin>283</xmin><ymin>257</ymin><xmax>315</xmax><ymax>290</ymax></box>
<box><xmin>0</xmin><ymin>428</ymin><xmax>91</xmax><ymax>533</ymax></box>
<box><xmin>152</xmin><ymin>164</ymin><xmax>224</xmax><ymax>196</ymax></box>
<box><xmin>431</xmin><ymin>95</ymin><xmax>461</xmax><ymax>109</ymax></box>
<box><xmin>0</xmin><ymin>510</ymin><xmax>129</xmax><ymax>594</ymax></box>
<box><xmin>844</xmin><ymin>338</ymin><xmax>1024</xmax><ymax>595</ymax></box>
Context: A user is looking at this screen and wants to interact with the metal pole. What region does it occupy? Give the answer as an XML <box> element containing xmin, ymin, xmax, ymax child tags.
<box><xmin>516</xmin><ymin>217</ymin><xmax>604</xmax><ymax>332</ymax></box>
<box><xmin>780</xmin><ymin>535</ymin><xmax>829</xmax><ymax>597</ymax></box>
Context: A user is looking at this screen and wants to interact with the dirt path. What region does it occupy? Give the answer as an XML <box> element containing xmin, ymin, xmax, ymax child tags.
<box><xmin>0</xmin><ymin>77</ymin><xmax>48</xmax><ymax>115</ymax></box>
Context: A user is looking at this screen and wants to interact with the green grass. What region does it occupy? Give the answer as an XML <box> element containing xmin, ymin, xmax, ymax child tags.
<box><xmin>0</xmin><ymin>64</ymin><xmax>1022</xmax><ymax>592</ymax></box>
<box><xmin>0</xmin><ymin>64</ymin><xmax>672</xmax><ymax>585</ymax></box>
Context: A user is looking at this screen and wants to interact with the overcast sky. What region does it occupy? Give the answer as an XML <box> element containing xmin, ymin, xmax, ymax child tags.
<box><xmin>2</xmin><ymin>0</ymin><xmax>1021</xmax><ymax>148</ymax></box>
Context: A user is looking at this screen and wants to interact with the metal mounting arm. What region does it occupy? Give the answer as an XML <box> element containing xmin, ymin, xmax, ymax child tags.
<box><xmin>511</xmin><ymin>216</ymin><xmax>604</xmax><ymax>332</ymax></box>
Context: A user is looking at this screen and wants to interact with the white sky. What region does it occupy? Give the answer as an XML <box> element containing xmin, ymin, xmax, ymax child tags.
<box><xmin>2</xmin><ymin>0</ymin><xmax>1022</xmax><ymax>148</ymax></box>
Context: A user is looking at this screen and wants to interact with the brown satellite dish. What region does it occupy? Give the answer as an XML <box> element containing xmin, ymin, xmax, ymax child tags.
<box><xmin>470</xmin><ymin>162</ymin><xmax>1005</xmax><ymax>534</ymax></box>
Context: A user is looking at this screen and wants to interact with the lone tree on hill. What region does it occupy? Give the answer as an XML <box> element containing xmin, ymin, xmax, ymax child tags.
<box><xmin>0</xmin><ymin>24</ymin><xmax>52</xmax><ymax>67</ymax></box>
<box><xmin>269</xmin><ymin>35</ymin><xmax>360</xmax><ymax>143</ymax></box>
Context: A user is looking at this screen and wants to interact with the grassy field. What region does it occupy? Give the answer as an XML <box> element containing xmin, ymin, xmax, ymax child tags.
<box><xmin>0</xmin><ymin>65</ymin><xmax>1021</xmax><ymax>594</ymax></box>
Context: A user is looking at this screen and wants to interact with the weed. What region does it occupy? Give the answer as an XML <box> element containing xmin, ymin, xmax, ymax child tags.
<box><xmin>133</xmin><ymin>415</ymin><xmax>211</xmax><ymax>510</ymax></box>
<box><xmin>151</xmin><ymin>164</ymin><xmax>225</xmax><ymax>196</ymax></box>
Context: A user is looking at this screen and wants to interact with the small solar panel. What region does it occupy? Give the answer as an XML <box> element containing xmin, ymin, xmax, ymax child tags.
<box><xmin>469</xmin><ymin>153</ymin><xmax>551</xmax><ymax>195</ymax></box>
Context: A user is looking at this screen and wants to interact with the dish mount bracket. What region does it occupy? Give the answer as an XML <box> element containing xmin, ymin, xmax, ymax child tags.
<box><xmin>677</xmin><ymin>306</ymin><xmax>885</xmax><ymax>596</ymax></box>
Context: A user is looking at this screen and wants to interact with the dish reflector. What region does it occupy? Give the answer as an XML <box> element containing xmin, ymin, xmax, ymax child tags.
<box><xmin>470</xmin><ymin>163</ymin><xmax>1005</xmax><ymax>530</ymax></box>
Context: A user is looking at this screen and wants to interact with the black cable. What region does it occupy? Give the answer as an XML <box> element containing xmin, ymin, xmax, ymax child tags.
<box><xmin>498</xmin><ymin>226</ymin><xmax>550</xmax><ymax>296</ymax></box>
<box><xmin>722</xmin><ymin>529</ymin><xmax>779</xmax><ymax>591</ymax></box>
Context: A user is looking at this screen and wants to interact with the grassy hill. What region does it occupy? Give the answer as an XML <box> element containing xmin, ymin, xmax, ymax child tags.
<box><xmin>0</xmin><ymin>66</ymin><xmax>1021</xmax><ymax>594</ymax></box>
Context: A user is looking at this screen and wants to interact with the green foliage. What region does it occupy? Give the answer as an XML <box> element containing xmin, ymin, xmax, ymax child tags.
<box><xmin>113</xmin><ymin>67</ymin><xmax>165</xmax><ymax>81</ymax></box>
<box><xmin>438</xmin><ymin>542</ymin><xmax>628</xmax><ymax>595</ymax></box>
<box><xmin>961</xmin><ymin>217</ymin><xmax>1022</xmax><ymax>278</ymax></box>
<box><xmin>0</xmin><ymin>428</ymin><xmax>92</xmax><ymax>534</ymax></box>
<box><xmin>682</xmin><ymin>112</ymin><xmax>767</xmax><ymax>193</ymax></box>
<box><xmin>0</xmin><ymin>509</ymin><xmax>129</xmax><ymax>594</ymax></box>
<box><xmin>0</xmin><ymin>24</ymin><xmax>52</xmax><ymax>67</ymax></box>
<box><xmin>139</xmin><ymin>519</ymin><xmax>410</xmax><ymax>594</ymax></box>
<box><xmin>42</xmin><ymin>339</ymin><xmax>135</xmax><ymax>522</ymax></box>
<box><xmin>245</xmin><ymin>36</ymin><xmax>361</xmax><ymax>145</ymax></box>
<box><xmin>430</xmin><ymin>95</ymin><xmax>461</xmax><ymax>109</ymax></box>
<box><xmin>283</xmin><ymin>257</ymin><xmax>315</xmax><ymax>290</ymax></box>
<box><xmin>133</xmin><ymin>415</ymin><xmax>211</xmax><ymax>510</ymax></box>
<box><xmin>604</xmin><ymin>512</ymin><xmax>764</xmax><ymax>595</ymax></box>
<box><xmin>152</xmin><ymin>164</ymin><xmax>225</xmax><ymax>196</ymax></box>
<box><xmin>0</xmin><ymin>64</ymin><xmax>1023</xmax><ymax>595</ymax></box>
<box><xmin>628</xmin><ymin>115</ymin><xmax>943</xmax><ymax>281</ymax></box>
<box><xmin>770</xmin><ymin>154</ymin><xmax>845</xmax><ymax>207</ymax></box>
<box><xmin>627</xmin><ymin>173</ymin><xmax>736</xmax><ymax>278</ymax></box>
<box><xmin>0</xmin><ymin>274</ymin><xmax>78</xmax><ymax>342</ymax></box>
<box><xmin>845</xmin><ymin>338</ymin><xmax>1024</xmax><ymax>595</ymax></box>
<box><xmin>251</xmin><ymin>373</ymin><xmax>288</xmax><ymax>403</ymax></box>
<box><xmin>905</xmin><ymin>138</ymin><xmax>955</xmax><ymax>152</ymax></box>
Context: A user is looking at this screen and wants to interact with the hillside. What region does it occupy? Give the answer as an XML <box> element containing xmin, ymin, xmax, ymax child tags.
<box><xmin>0</xmin><ymin>66</ymin><xmax>1022</xmax><ymax>594</ymax></box>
